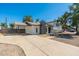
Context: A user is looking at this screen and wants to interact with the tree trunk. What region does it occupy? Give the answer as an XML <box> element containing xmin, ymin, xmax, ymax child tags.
<box><xmin>76</xmin><ymin>25</ymin><xmax>79</xmax><ymax>35</ymax></box>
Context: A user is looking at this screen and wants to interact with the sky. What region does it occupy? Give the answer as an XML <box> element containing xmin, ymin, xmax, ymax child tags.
<box><xmin>0</xmin><ymin>3</ymin><xmax>72</xmax><ymax>24</ymax></box>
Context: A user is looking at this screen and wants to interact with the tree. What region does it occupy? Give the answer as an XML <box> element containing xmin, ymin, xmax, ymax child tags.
<box><xmin>23</xmin><ymin>16</ymin><xmax>33</xmax><ymax>23</ymax></box>
<box><xmin>1</xmin><ymin>23</ymin><xmax>7</xmax><ymax>29</ymax></box>
<box><xmin>56</xmin><ymin>12</ymin><xmax>71</xmax><ymax>31</ymax></box>
<box><xmin>69</xmin><ymin>3</ymin><xmax>79</xmax><ymax>34</ymax></box>
<box><xmin>9</xmin><ymin>24</ymin><xmax>14</xmax><ymax>29</ymax></box>
<box><xmin>35</xmin><ymin>19</ymin><xmax>39</xmax><ymax>22</ymax></box>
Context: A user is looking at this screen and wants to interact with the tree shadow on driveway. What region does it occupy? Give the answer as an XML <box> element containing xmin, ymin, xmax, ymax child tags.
<box><xmin>56</xmin><ymin>34</ymin><xmax>73</xmax><ymax>39</ymax></box>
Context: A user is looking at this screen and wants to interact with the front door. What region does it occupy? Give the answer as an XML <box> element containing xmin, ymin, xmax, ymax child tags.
<box><xmin>48</xmin><ymin>27</ymin><xmax>51</xmax><ymax>33</ymax></box>
<box><xmin>36</xmin><ymin>28</ymin><xmax>38</xmax><ymax>34</ymax></box>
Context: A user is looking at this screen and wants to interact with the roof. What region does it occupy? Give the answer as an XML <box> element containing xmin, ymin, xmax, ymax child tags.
<box><xmin>14</xmin><ymin>22</ymin><xmax>40</xmax><ymax>26</ymax></box>
<box><xmin>26</xmin><ymin>22</ymin><xmax>40</xmax><ymax>26</ymax></box>
<box><xmin>47</xmin><ymin>21</ymin><xmax>55</xmax><ymax>26</ymax></box>
<box><xmin>14</xmin><ymin>22</ymin><xmax>27</xmax><ymax>26</ymax></box>
<box><xmin>47</xmin><ymin>21</ymin><xmax>61</xmax><ymax>26</ymax></box>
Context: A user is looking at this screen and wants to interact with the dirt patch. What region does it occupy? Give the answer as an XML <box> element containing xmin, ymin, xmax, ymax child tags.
<box><xmin>44</xmin><ymin>32</ymin><xmax>79</xmax><ymax>47</ymax></box>
<box><xmin>0</xmin><ymin>43</ymin><xmax>26</xmax><ymax>56</ymax></box>
<box><xmin>50</xmin><ymin>34</ymin><xmax>79</xmax><ymax>47</ymax></box>
<box><xmin>0</xmin><ymin>33</ymin><xmax>4</xmax><ymax>36</ymax></box>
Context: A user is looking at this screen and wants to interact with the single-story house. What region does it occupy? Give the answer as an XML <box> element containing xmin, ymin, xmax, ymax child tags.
<box><xmin>13</xmin><ymin>22</ymin><xmax>40</xmax><ymax>34</ymax></box>
<box><xmin>13</xmin><ymin>21</ymin><xmax>62</xmax><ymax>35</ymax></box>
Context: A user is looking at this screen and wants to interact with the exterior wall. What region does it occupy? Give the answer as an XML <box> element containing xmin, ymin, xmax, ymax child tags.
<box><xmin>14</xmin><ymin>25</ymin><xmax>40</xmax><ymax>34</ymax></box>
<box><xmin>48</xmin><ymin>26</ymin><xmax>54</xmax><ymax>34</ymax></box>
<box><xmin>53</xmin><ymin>25</ymin><xmax>62</xmax><ymax>32</ymax></box>
<box><xmin>13</xmin><ymin>25</ymin><xmax>26</xmax><ymax>33</ymax></box>
<box><xmin>40</xmin><ymin>25</ymin><xmax>47</xmax><ymax>34</ymax></box>
<box><xmin>25</xmin><ymin>26</ymin><xmax>33</xmax><ymax>34</ymax></box>
<box><xmin>0</xmin><ymin>26</ymin><xmax>1</xmax><ymax>30</ymax></box>
<box><xmin>40</xmin><ymin>20</ymin><xmax>47</xmax><ymax>34</ymax></box>
<box><xmin>25</xmin><ymin>25</ymin><xmax>40</xmax><ymax>35</ymax></box>
<box><xmin>32</xmin><ymin>26</ymin><xmax>40</xmax><ymax>34</ymax></box>
<box><xmin>14</xmin><ymin>25</ymin><xmax>25</xmax><ymax>29</ymax></box>
<box><xmin>46</xmin><ymin>23</ymin><xmax>62</xmax><ymax>34</ymax></box>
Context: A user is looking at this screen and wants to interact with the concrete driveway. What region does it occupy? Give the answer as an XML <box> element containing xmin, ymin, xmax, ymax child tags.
<box><xmin>0</xmin><ymin>35</ymin><xmax>79</xmax><ymax>56</ymax></box>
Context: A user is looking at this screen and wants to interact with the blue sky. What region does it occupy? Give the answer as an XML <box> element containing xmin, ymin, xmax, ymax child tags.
<box><xmin>0</xmin><ymin>3</ymin><xmax>72</xmax><ymax>24</ymax></box>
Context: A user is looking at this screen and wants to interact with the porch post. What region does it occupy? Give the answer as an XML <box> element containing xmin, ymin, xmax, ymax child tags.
<box><xmin>46</xmin><ymin>26</ymin><xmax>49</xmax><ymax>34</ymax></box>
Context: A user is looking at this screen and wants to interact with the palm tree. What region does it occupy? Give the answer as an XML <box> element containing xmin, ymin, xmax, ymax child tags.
<box><xmin>69</xmin><ymin>3</ymin><xmax>79</xmax><ymax>34</ymax></box>
<box><xmin>23</xmin><ymin>16</ymin><xmax>33</xmax><ymax>23</ymax></box>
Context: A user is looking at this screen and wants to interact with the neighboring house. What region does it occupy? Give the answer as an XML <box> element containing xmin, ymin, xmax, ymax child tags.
<box><xmin>46</xmin><ymin>21</ymin><xmax>62</xmax><ymax>34</ymax></box>
<box><xmin>14</xmin><ymin>22</ymin><xmax>40</xmax><ymax>35</ymax></box>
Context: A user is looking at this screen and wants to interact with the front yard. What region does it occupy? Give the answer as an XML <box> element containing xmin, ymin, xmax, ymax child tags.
<box><xmin>0</xmin><ymin>34</ymin><xmax>79</xmax><ymax>56</ymax></box>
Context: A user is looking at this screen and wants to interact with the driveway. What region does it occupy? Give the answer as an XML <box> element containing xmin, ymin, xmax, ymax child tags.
<box><xmin>0</xmin><ymin>35</ymin><xmax>79</xmax><ymax>56</ymax></box>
